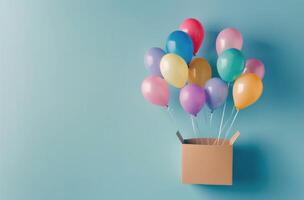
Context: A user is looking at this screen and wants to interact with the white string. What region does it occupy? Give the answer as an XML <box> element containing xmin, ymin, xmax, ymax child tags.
<box><xmin>194</xmin><ymin>116</ymin><xmax>201</xmax><ymax>136</ymax></box>
<box><xmin>203</xmin><ymin>108</ymin><xmax>208</xmax><ymax>124</ymax></box>
<box><xmin>209</xmin><ymin>111</ymin><xmax>214</xmax><ymax>127</ymax></box>
<box><xmin>167</xmin><ymin>106</ymin><xmax>175</xmax><ymax>122</ymax></box>
<box><xmin>207</xmin><ymin>111</ymin><xmax>214</xmax><ymax>145</ymax></box>
<box><xmin>215</xmin><ymin>100</ymin><xmax>227</xmax><ymax>144</ymax></box>
<box><xmin>166</xmin><ymin>106</ymin><xmax>179</xmax><ymax>132</ymax></box>
<box><xmin>214</xmin><ymin>83</ymin><xmax>230</xmax><ymax>145</ymax></box>
<box><xmin>222</xmin><ymin>106</ymin><xmax>235</xmax><ymax>132</ymax></box>
<box><xmin>222</xmin><ymin>110</ymin><xmax>239</xmax><ymax>145</ymax></box>
<box><xmin>194</xmin><ymin>116</ymin><xmax>204</xmax><ymax>144</ymax></box>
<box><xmin>191</xmin><ymin>115</ymin><xmax>198</xmax><ymax>140</ymax></box>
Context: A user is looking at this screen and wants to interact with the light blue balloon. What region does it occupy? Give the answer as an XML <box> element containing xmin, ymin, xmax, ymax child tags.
<box><xmin>204</xmin><ymin>78</ymin><xmax>228</xmax><ymax>111</ymax></box>
<box><xmin>165</xmin><ymin>31</ymin><xmax>194</xmax><ymax>63</ymax></box>
<box><xmin>217</xmin><ymin>48</ymin><xmax>245</xmax><ymax>82</ymax></box>
<box><xmin>144</xmin><ymin>47</ymin><xmax>165</xmax><ymax>77</ymax></box>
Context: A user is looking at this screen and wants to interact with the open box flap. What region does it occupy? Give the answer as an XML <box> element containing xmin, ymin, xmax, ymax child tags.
<box><xmin>177</xmin><ymin>131</ymin><xmax>240</xmax><ymax>145</ymax></box>
<box><xmin>176</xmin><ymin>131</ymin><xmax>184</xmax><ymax>144</ymax></box>
<box><xmin>229</xmin><ymin>131</ymin><xmax>240</xmax><ymax>145</ymax></box>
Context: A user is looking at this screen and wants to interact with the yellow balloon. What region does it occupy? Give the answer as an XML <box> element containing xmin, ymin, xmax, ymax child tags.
<box><xmin>188</xmin><ymin>58</ymin><xmax>212</xmax><ymax>87</ymax></box>
<box><xmin>233</xmin><ymin>73</ymin><xmax>263</xmax><ymax>110</ymax></box>
<box><xmin>160</xmin><ymin>53</ymin><xmax>188</xmax><ymax>88</ymax></box>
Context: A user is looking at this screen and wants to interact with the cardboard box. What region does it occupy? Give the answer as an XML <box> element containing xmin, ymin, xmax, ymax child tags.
<box><xmin>177</xmin><ymin>131</ymin><xmax>240</xmax><ymax>185</ymax></box>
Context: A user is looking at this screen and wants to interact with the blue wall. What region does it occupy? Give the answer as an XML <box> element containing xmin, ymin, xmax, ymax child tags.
<box><xmin>0</xmin><ymin>0</ymin><xmax>303</xmax><ymax>199</ymax></box>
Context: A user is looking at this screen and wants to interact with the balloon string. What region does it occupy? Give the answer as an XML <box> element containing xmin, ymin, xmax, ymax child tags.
<box><xmin>191</xmin><ymin>115</ymin><xmax>199</xmax><ymax>143</ymax></box>
<box><xmin>209</xmin><ymin>111</ymin><xmax>214</xmax><ymax>127</ymax></box>
<box><xmin>222</xmin><ymin>110</ymin><xmax>239</xmax><ymax>145</ymax></box>
<box><xmin>207</xmin><ymin>111</ymin><xmax>213</xmax><ymax>145</ymax></box>
<box><xmin>194</xmin><ymin>116</ymin><xmax>204</xmax><ymax>144</ymax></box>
<box><xmin>215</xmin><ymin>99</ymin><xmax>227</xmax><ymax>145</ymax></box>
<box><xmin>222</xmin><ymin>106</ymin><xmax>235</xmax><ymax>131</ymax></box>
<box><xmin>194</xmin><ymin>116</ymin><xmax>200</xmax><ymax>136</ymax></box>
<box><xmin>202</xmin><ymin>109</ymin><xmax>208</xmax><ymax>125</ymax></box>
<box><xmin>214</xmin><ymin>83</ymin><xmax>230</xmax><ymax>145</ymax></box>
<box><xmin>202</xmin><ymin>109</ymin><xmax>209</xmax><ymax>143</ymax></box>
<box><xmin>166</xmin><ymin>106</ymin><xmax>179</xmax><ymax>132</ymax></box>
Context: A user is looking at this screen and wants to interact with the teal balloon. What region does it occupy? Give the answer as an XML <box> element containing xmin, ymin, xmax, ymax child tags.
<box><xmin>217</xmin><ymin>48</ymin><xmax>245</xmax><ymax>82</ymax></box>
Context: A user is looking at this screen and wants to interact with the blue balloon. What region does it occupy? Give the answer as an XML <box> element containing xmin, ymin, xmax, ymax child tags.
<box><xmin>165</xmin><ymin>31</ymin><xmax>194</xmax><ymax>63</ymax></box>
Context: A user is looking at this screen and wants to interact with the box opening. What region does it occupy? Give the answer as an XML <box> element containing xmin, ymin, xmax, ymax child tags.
<box><xmin>177</xmin><ymin>131</ymin><xmax>240</xmax><ymax>146</ymax></box>
<box><xmin>184</xmin><ymin>138</ymin><xmax>230</xmax><ymax>146</ymax></box>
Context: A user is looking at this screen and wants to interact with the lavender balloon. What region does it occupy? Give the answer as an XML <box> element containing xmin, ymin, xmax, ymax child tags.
<box><xmin>180</xmin><ymin>84</ymin><xmax>206</xmax><ymax>116</ymax></box>
<box><xmin>144</xmin><ymin>47</ymin><xmax>165</xmax><ymax>77</ymax></box>
<box><xmin>204</xmin><ymin>78</ymin><xmax>228</xmax><ymax>111</ymax></box>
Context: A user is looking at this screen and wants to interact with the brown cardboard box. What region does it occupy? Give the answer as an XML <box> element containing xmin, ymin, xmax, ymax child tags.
<box><xmin>177</xmin><ymin>131</ymin><xmax>240</xmax><ymax>185</ymax></box>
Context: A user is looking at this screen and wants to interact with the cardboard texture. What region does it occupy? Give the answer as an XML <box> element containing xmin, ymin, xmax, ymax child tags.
<box><xmin>177</xmin><ymin>131</ymin><xmax>240</xmax><ymax>185</ymax></box>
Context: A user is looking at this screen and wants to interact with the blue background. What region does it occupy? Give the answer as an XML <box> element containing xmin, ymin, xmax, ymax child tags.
<box><xmin>0</xmin><ymin>0</ymin><xmax>303</xmax><ymax>199</ymax></box>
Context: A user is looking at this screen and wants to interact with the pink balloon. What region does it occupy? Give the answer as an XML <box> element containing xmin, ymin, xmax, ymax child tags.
<box><xmin>244</xmin><ymin>58</ymin><xmax>265</xmax><ymax>79</ymax></box>
<box><xmin>141</xmin><ymin>76</ymin><xmax>169</xmax><ymax>107</ymax></box>
<box><xmin>179</xmin><ymin>18</ymin><xmax>204</xmax><ymax>55</ymax></box>
<box><xmin>216</xmin><ymin>28</ymin><xmax>243</xmax><ymax>55</ymax></box>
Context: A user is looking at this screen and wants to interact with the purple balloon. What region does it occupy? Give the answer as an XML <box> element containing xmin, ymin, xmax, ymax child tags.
<box><xmin>144</xmin><ymin>47</ymin><xmax>165</xmax><ymax>77</ymax></box>
<box><xmin>204</xmin><ymin>78</ymin><xmax>228</xmax><ymax>111</ymax></box>
<box><xmin>180</xmin><ymin>84</ymin><xmax>206</xmax><ymax>116</ymax></box>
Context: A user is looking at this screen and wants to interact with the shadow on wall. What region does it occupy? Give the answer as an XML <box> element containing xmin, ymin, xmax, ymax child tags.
<box><xmin>193</xmin><ymin>142</ymin><xmax>270</xmax><ymax>197</ymax></box>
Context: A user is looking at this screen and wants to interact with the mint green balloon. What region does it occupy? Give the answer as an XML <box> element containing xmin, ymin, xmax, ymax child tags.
<box><xmin>217</xmin><ymin>48</ymin><xmax>245</xmax><ymax>82</ymax></box>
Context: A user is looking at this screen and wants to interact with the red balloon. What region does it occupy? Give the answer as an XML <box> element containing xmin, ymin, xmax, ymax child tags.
<box><xmin>179</xmin><ymin>18</ymin><xmax>204</xmax><ymax>55</ymax></box>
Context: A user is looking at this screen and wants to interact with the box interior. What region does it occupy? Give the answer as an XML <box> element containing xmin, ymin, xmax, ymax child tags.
<box><xmin>177</xmin><ymin>131</ymin><xmax>240</xmax><ymax>146</ymax></box>
<box><xmin>184</xmin><ymin>138</ymin><xmax>230</xmax><ymax>146</ymax></box>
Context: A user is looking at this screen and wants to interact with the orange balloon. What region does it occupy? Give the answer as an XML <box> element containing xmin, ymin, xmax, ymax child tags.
<box><xmin>188</xmin><ymin>58</ymin><xmax>212</xmax><ymax>87</ymax></box>
<box><xmin>233</xmin><ymin>73</ymin><xmax>263</xmax><ymax>110</ymax></box>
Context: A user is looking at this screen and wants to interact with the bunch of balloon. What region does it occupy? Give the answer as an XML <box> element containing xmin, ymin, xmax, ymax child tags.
<box><xmin>211</xmin><ymin>28</ymin><xmax>244</xmax><ymax>143</ymax></box>
<box><xmin>214</xmin><ymin>28</ymin><xmax>265</xmax><ymax>144</ymax></box>
<box><xmin>160</xmin><ymin>18</ymin><xmax>206</xmax><ymax>89</ymax></box>
<box><xmin>177</xmin><ymin>19</ymin><xmax>210</xmax><ymax>139</ymax></box>
<box><xmin>140</xmin><ymin>19</ymin><xmax>265</xmax><ymax>143</ymax></box>
<box><xmin>141</xmin><ymin>18</ymin><xmax>206</xmax><ymax>137</ymax></box>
